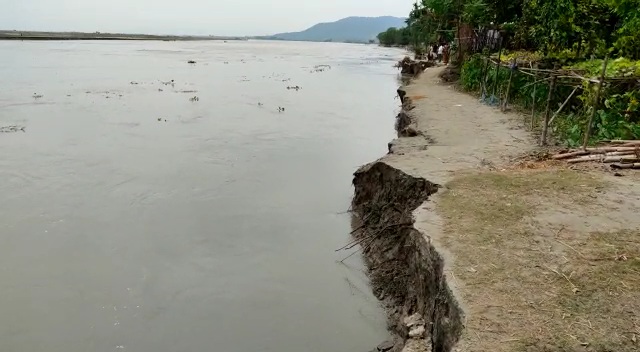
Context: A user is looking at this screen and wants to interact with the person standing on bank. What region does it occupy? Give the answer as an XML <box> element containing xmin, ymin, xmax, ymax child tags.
<box><xmin>437</xmin><ymin>44</ymin><xmax>444</xmax><ymax>62</ymax></box>
<box><xmin>443</xmin><ymin>43</ymin><xmax>450</xmax><ymax>65</ymax></box>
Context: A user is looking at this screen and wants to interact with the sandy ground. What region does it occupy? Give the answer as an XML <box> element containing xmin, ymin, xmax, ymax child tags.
<box><xmin>382</xmin><ymin>67</ymin><xmax>640</xmax><ymax>351</ymax></box>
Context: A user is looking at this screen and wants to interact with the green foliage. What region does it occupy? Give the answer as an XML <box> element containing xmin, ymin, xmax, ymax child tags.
<box><xmin>377</xmin><ymin>27</ymin><xmax>411</xmax><ymax>46</ymax></box>
<box><xmin>397</xmin><ymin>0</ymin><xmax>640</xmax><ymax>145</ymax></box>
<box><xmin>460</xmin><ymin>55</ymin><xmax>485</xmax><ymax>91</ymax></box>
<box><xmin>552</xmin><ymin>78</ymin><xmax>640</xmax><ymax>146</ymax></box>
<box><xmin>463</xmin><ymin>0</ymin><xmax>490</xmax><ymax>27</ymax></box>
<box><xmin>570</xmin><ymin>58</ymin><xmax>640</xmax><ymax>78</ymax></box>
<box><xmin>396</xmin><ymin>0</ymin><xmax>639</xmax><ymax>60</ymax></box>
<box><xmin>606</xmin><ymin>0</ymin><xmax>640</xmax><ymax>58</ymax></box>
<box><xmin>459</xmin><ymin>55</ymin><xmax>640</xmax><ymax>145</ymax></box>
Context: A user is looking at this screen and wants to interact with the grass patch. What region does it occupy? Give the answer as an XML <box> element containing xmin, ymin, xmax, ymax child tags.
<box><xmin>437</xmin><ymin>168</ymin><xmax>640</xmax><ymax>351</ymax></box>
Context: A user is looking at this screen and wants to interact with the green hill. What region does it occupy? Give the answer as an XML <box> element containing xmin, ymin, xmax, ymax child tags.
<box><xmin>266</xmin><ymin>16</ymin><xmax>406</xmax><ymax>43</ymax></box>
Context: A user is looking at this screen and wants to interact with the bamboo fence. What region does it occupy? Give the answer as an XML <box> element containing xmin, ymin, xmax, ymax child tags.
<box><xmin>477</xmin><ymin>55</ymin><xmax>639</xmax><ymax>149</ymax></box>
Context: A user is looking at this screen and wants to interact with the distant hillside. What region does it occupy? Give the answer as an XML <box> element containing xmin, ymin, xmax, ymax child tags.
<box><xmin>266</xmin><ymin>16</ymin><xmax>406</xmax><ymax>43</ymax></box>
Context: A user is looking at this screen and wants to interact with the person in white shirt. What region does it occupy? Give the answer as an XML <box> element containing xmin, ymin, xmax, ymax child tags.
<box><xmin>437</xmin><ymin>45</ymin><xmax>444</xmax><ymax>62</ymax></box>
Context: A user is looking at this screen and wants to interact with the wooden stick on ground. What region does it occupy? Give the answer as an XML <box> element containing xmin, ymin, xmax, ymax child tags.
<box><xmin>598</xmin><ymin>140</ymin><xmax>640</xmax><ymax>144</ymax></box>
<box><xmin>567</xmin><ymin>155</ymin><xmax>605</xmax><ymax>163</ymax></box>
<box><xmin>552</xmin><ymin>150</ymin><xmax>590</xmax><ymax>160</ymax></box>
<box><xmin>603</xmin><ymin>155</ymin><xmax>640</xmax><ymax>163</ymax></box>
<box><xmin>567</xmin><ymin>155</ymin><xmax>639</xmax><ymax>164</ymax></box>
<box><xmin>585</xmin><ymin>146</ymin><xmax>640</xmax><ymax>152</ymax></box>
<box><xmin>611</xmin><ymin>163</ymin><xmax>640</xmax><ymax>169</ymax></box>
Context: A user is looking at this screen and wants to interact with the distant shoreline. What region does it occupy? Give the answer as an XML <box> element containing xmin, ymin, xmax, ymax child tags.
<box><xmin>0</xmin><ymin>30</ymin><xmax>247</xmax><ymax>41</ymax></box>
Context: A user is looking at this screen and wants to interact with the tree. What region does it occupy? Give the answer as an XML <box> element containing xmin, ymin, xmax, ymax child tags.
<box><xmin>607</xmin><ymin>0</ymin><xmax>640</xmax><ymax>58</ymax></box>
<box><xmin>377</xmin><ymin>27</ymin><xmax>411</xmax><ymax>46</ymax></box>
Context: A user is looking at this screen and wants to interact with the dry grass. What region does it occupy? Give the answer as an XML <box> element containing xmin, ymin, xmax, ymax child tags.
<box><xmin>436</xmin><ymin>168</ymin><xmax>640</xmax><ymax>352</ymax></box>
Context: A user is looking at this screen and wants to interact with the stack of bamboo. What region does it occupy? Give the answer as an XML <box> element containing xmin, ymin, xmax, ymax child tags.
<box><xmin>552</xmin><ymin>140</ymin><xmax>640</xmax><ymax>169</ymax></box>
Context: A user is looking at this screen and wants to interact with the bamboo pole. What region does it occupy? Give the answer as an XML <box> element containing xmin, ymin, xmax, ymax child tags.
<box><xmin>582</xmin><ymin>56</ymin><xmax>609</xmax><ymax>150</ymax></box>
<box><xmin>456</xmin><ymin>14</ymin><xmax>463</xmax><ymax>64</ymax></box>
<box><xmin>547</xmin><ymin>86</ymin><xmax>579</xmax><ymax>126</ymax></box>
<box><xmin>531</xmin><ymin>74</ymin><xmax>537</xmax><ymax>129</ymax></box>
<box><xmin>481</xmin><ymin>55</ymin><xmax>490</xmax><ymax>97</ymax></box>
<box><xmin>522</xmin><ymin>76</ymin><xmax>552</xmax><ymax>90</ymax></box>
<box><xmin>567</xmin><ymin>155</ymin><xmax>639</xmax><ymax>164</ymax></box>
<box><xmin>552</xmin><ymin>150</ymin><xmax>589</xmax><ymax>159</ymax></box>
<box><xmin>598</xmin><ymin>140</ymin><xmax>640</xmax><ymax>145</ymax></box>
<box><xmin>540</xmin><ymin>74</ymin><xmax>557</xmax><ymax>146</ymax></box>
<box><xmin>554</xmin><ymin>147</ymin><xmax>640</xmax><ymax>159</ymax></box>
<box><xmin>502</xmin><ymin>61</ymin><xmax>515</xmax><ymax>112</ymax></box>
<box><xmin>491</xmin><ymin>37</ymin><xmax>503</xmax><ymax>101</ymax></box>
<box><xmin>611</xmin><ymin>163</ymin><xmax>640</xmax><ymax>169</ymax></box>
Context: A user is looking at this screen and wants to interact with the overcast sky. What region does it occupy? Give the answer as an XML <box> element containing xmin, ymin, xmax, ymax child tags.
<box><xmin>0</xmin><ymin>0</ymin><xmax>414</xmax><ymax>36</ymax></box>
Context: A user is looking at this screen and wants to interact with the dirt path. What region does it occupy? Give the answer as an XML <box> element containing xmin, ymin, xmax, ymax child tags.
<box><xmin>387</xmin><ymin>67</ymin><xmax>534</xmax><ymax>183</ymax></box>
<box><xmin>381</xmin><ymin>67</ymin><xmax>640</xmax><ymax>351</ymax></box>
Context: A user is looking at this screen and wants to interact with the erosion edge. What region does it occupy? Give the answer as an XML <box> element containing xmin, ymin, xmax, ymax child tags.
<box><xmin>352</xmin><ymin>82</ymin><xmax>464</xmax><ymax>352</ymax></box>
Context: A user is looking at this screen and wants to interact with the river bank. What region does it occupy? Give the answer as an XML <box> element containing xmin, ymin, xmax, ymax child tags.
<box><xmin>353</xmin><ymin>66</ymin><xmax>640</xmax><ymax>352</ymax></box>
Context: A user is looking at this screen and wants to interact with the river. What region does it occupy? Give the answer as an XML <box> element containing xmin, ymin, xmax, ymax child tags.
<box><xmin>0</xmin><ymin>40</ymin><xmax>403</xmax><ymax>352</ymax></box>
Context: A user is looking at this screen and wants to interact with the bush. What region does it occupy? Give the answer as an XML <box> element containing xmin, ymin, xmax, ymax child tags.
<box><xmin>460</xmin><ymin>54</ymin><xmax>485</xmax><ymax>91</ymax></box>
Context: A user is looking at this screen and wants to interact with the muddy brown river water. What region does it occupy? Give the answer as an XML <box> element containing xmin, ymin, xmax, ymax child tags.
<box><xmin>0</xmin><ymin>40</ymin><xmax>403</xmax><ymax>352</ymax></box>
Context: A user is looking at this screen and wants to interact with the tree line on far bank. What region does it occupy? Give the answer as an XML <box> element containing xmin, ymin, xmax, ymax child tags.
<box><xmin>377</xmin><ymin>27</ymin><xmax>410</xmax><ymax>47</ymax></box>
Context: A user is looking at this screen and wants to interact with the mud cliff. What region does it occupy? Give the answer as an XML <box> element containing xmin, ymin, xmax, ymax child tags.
<box><xmin>352</xmin><ymin>97</ymin><xmax>464</xmax><ymax>352</ymax></box>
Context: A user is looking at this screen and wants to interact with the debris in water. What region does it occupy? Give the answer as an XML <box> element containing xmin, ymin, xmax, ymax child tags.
<box><xmin>0</xmin><ymin>125</ymin><xmax>26</xmax><ymax>133</ymax></box>
<box><xmin>311</xmin><ymin>64</ymin><xmax>331</xmax><ymax>73</ymax></box>
<box><xmin>189</xmin><ymin>96</ymin><xmax>200</xmax><ymax>102</ymax></box>
<box><xmin>286</xmin><ymin>85</ymin><xmax>301</xmax><ymax>91</ymax></box>
<box><xmin>130</xmin><ymin>81</ymin><xmax>139</xmax><ymax>85</ymax></box>
<box><xmin>278</xmin><ymin>106</ymin><xmax>285</xmax><ymax>112</ymax></box>
<box><xmin>188</xmin><ymin>60</ymin><xmax>196</xmax><ymax>64</ymax></box>
<box><xmin>32</xmin><ymin>93</ymin><xmax>43</xmax><ymax>99</ymax></box>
